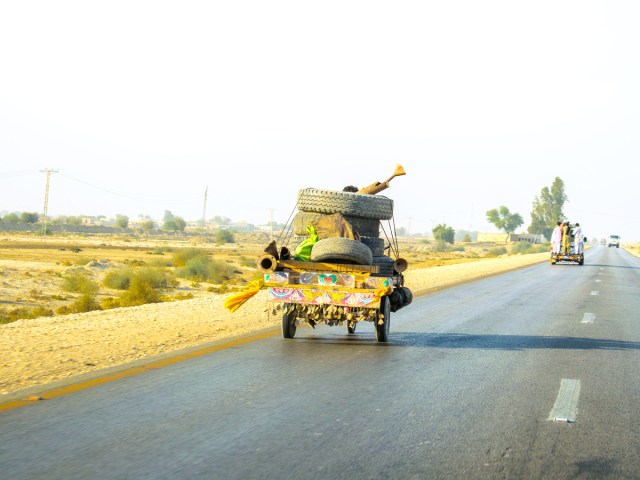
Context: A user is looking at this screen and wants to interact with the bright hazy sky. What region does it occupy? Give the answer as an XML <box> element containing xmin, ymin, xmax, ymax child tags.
<box><xmin>1</xmin><ymin>1</ymin><xmax>639</xmax><ymax>241</ymax></box>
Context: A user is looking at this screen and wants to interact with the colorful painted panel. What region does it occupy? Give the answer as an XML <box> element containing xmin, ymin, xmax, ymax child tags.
<box><xmin>365</xmin><ymin>277</ymin><xmax>392</xmax><ymax>289</ymax></box>
<box><xmin>264</xmin><ymin>272</ymin><xmax>289</xmax><ymax>285</ymax></box>
<box><xmin>267</xmin><ymin>287</ymin><xmax>382</xmax><ymax>308</ymax></box>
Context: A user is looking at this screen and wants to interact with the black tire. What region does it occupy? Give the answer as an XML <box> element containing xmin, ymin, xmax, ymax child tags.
<box><xmin>375</xmin><ymin>296</ymin><xmax>391</xmax><ymax>343</ymax></box>
<box><xmin>360</xmin><ymin>236</ymin><xmax>385</xmax><ymax>256</ymax></box>
<box><xmin>310</xmin><ymin>237</ymin><xmax>373</xmax><ymax>265</ymax></box>
<box><xmin>297</xmin><ymin>188</ymin><xmax>394</xmax><ymax>220</ymax></box>
<box><xmin>282</xmin><ymin>307</ymin><xmax>296</xmax><ymax>339</ymax></box>
<box><xmin>347</xmin><ymin>321</ymin><xmax>356</xmax><ymax>334</ymax></box>
<box><xmin>401</xmin><ymin>287</ymin><xmax>413</xmax><ymax>306</ymax></box>
<box><xmin>292</xmin><ymin>212</ymin><xmax>380</xmax><ymax>238</ymax></box>
<box><xmin>371</xmin><ymin>255</ymin><xmax>395</xmax><ymax>276</ymax></box>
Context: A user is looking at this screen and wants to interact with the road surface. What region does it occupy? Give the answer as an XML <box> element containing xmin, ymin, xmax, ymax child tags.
<box><xmin>2</xmin><ymin>245</ymin><xmax>640</xmax><ymax>479</ymax></box>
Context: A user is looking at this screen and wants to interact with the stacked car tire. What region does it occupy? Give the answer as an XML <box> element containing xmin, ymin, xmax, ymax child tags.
<box><xmin>292</xmin><ymin>188</ymin><xmax>395</xmax><ymax>275</ymax></box>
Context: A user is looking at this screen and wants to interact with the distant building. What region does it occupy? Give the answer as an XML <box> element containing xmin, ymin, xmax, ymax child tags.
<box><xmin>477</xmin><ymin>232</ymin><xmax>546</xmax><ymax>244</ymax></box>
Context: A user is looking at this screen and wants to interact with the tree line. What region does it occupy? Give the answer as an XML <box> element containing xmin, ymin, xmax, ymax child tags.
<box><xmin>433</xmin><ymin>177</ymin><xmax>568</xmax><ymax>244</ymax></box>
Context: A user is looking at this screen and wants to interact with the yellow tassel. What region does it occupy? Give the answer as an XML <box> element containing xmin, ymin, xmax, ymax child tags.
<box><xmin>224</xmin><ymin>279</ymin><xmax>265</xmax><ymax>313</ymax></box>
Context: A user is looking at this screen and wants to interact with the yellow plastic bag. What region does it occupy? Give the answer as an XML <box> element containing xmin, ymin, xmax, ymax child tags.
<box><xmin>294</xmin><ymin>225</ymin><xmax>318</xmax><ymax>261</ymax></box>
<box><xmin>224</xmin><ymin>279</ymin><xmax>264</xmax><ymax>313</ymax></box>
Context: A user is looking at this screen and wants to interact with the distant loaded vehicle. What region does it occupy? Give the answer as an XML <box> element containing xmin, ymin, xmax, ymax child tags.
<box><xmin>608</xmin><ymin>235</ymin><xmax>621</xmax><ymax>248</ymax></box>
<box><xmin>551</xmin><ymin>222</ymin><xmax>584</xmax><ymax>266</ymax></box>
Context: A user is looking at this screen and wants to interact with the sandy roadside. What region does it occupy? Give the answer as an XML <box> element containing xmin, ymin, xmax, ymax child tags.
<box><xmin>1</xmin><ymin>252</ymin><xmax>550</xmax><ymax>396</ymax></box>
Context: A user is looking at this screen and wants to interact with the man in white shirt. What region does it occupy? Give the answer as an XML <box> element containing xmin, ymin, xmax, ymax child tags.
<box><xmin>573</xmin><ymin>223</ymin><xmax>584</xmax><ymax>254</ymax></box>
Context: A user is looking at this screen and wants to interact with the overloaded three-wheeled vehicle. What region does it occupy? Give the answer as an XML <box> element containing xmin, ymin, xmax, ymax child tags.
<box><xmin>257</xmin><ymin>165</ymin><xmax>412</xmax><ymax>343</ymax></box>
<box><xmin>550</xmin><ymin>222</ymin><xmax>585</xmax><ymax>266</ymax></box>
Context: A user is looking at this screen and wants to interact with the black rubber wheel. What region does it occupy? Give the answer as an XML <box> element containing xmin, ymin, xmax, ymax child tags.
<box><xmin>375</xmin><ymin>296</ymin><xmax>391</xmax><ymax>343</ymax></box>
<box><xmin>292</xmin><ymin>212</ymin><xmax>380</xmax><ymax>238</ymax></box>
<box><xmin>282</xmin><ymin>308</ymin><xmax>296</xmax><ymax>339</ymax></box>
<box><xmin>347</xmin><ymin>321</ymin><xmax>357</xmax><ymax>334</ymax></box>
<box><xmin>360</xmin><ymin>236</ymin><xmax>385</xmax><ymax>256</ymax></box>
<box><xmin>401</xmin><ymin>287</ymin><xmax>413</xmax><ymax>306</ymax></box>
<box><xmin>297</xmin><ymin>188</ymin><xmax>394</xmax><ymax>220</ymax></box>
<box><xmin>310</xmin><ymin>237</ymin><xmax>373</xmax><ymax>265</ymax></box>
<box><xmin>371</xmin><ymin>255</ymin><xmax>395</xmax><ymax>276</ymax></box>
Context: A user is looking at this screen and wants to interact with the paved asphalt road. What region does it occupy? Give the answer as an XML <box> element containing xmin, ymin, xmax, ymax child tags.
<box><xmin>2</xmin><ymin>245</ymin><xmax>640</xmax><ymax>479</ymax></box>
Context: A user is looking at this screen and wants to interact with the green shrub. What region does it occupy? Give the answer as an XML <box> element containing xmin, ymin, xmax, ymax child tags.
<box><xmin>0</xmin><ymin>306</ymin><xmax>53</xmax><ymax>324</ymax></box>
<box><xmin>56</xmin><ymin>294</ymin><xmax>101</xmax><ymax>314</ymax></box>
<box><xmin>178</xmin><ymin>256</ymin><xmax>212</xmax><ymax>281</ymax></box>
<box><xmin>239</xmin><ymin>256</ymin><xmax>256</xmax><ymax>267</ymax></box>
<box><xmin>532</xmin><ymin>243</ymin><xmax>551</xmax><ymax>253</ymax></box>
<box><xmin>104</xmin><ymin>267</ymin><xmax>134</xmax><ymax>289</ymax></box>
<box><xmin>207</xmin><ymin>259</ymin><xmax>236</xmax><ymax>283</ymax></box>
<box><xmin>511</xmin><ymin>241</ymin><xmax>533</xmax><ymax>255</ymax></box>
<box><xmin>71</xmin><ymin>293</ymin><xmax>101</xmax><ymax>313</ymax></box>
<box><xmin>214</xmin><ymin>229</ymin><xmax>235</xmax><ymax>244</ymax></box>
<box><xmin>433</xmin><ymin>241</ymin><xmax>450</xmax><ymax>252</ymax></box>
<box><xmin>172</xmin><ymin>248</ymin><xmax>209</xmax><ymax>267</ymax></box>
<box><xmin>100</xmin><ymin>297</ymin><xmax>121</xmax><ymax>310</ymax></box>
<box><xmin>104</xmin><ymin>267</ymin><xmax>177</xmax><ymax>290</ymax></box>
<box><xmin>62</xmin><ymin>271</ymin><xmax>99</xmax><ymax>294</ymax></box>
<box><xmin>175</xmin><ymin>252</ymin><xmax>235</xmax><ymax>283</ymax></box>
<box><xmin>118</xmin><ymin>276</ymin><xmax>164</xmax><ymax>306</ymax></box>
<box><xmin>103</xmin><ymin>267</ymin><xmax>176</xmax><ymax>307</ymax></box>
<box><xmin>488</xmin><ymin>246</ymin><xmax>508</xmax><ymax>256</ymax></box>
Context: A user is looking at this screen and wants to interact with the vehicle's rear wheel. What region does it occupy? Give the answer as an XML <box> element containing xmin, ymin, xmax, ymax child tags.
<box><xmin>282</xmin><ymin>307</ymin><xmax>297</xmax><ymax>339</ymax></box>
<box><xmin>375</xmin><ymin>296</ymin><xmax>391</xmax><ymax>343</ymax></box>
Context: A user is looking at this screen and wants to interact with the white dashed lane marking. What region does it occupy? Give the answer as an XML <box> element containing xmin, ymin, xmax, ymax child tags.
<box><xmin>581</xmin><ymin>312</ymin><xmax>595</xmax><ymax>324</ymax></box>
<box><xmin>548</xmin><ymin>379</ymin><xmax>581</xmax><ymax>423</ymax></box>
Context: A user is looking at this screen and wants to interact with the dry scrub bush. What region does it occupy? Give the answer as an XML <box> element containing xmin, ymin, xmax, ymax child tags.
<box><xmin>488</xmin><ymin>246</ymin><xmax>508</xmax><ymax>256</ymax></box>
<box><xmin>104</xmin><ymin>267</ymin><xmax>176</xmax><ymax>290</ymax></box>
<box><xmin>62</xmin><ymin>271</ymin><xmax>99</xmax><ymax>294</ymax></box>
<box><xmin>0</xmin><ymin>306</ymin><xmax>53</xmax><ymax>324</ymax></box>
<box><xmin>56</xmin><ymin>293</ymin><xmax>101</xmax><ymax>314</ymax></box>
<box><xmin>172</xmin><ymin>248</ymin><xmax>235</xmax><ymax>283</ymax></box>
<box><xmin>101</xmin><ymin>266</ymin><xmax>176</xmax><ymax>308</ymax></box>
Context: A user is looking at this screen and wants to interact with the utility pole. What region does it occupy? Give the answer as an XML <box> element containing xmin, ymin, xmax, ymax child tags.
<box><xmin>40</xmin><ymin>168</ymin><xmax>59</xmax><ymax>239</ymax></box>
<box><xmin>201</xmin><ymin>185</ymin><xmax>208</xmax><ymax>235</ymax></box>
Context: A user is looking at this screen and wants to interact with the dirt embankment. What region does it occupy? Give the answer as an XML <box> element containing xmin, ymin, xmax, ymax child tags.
<box><xmin>1</xmin><ymin>253</ymin><xmax>550</xmax><ymax>396</ymax></box>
